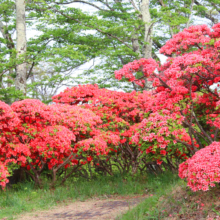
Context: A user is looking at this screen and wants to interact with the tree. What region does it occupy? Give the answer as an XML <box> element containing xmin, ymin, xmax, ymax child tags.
<box><xmin>1</xmin><ymin>0</ymin><xmax>220</xmax><ymax>102</ymax></box>
<box><xmin>15</xmin><ymin>0</ymin><xmax>27</xmax><ymax>95</ymax></box>
<box><xmin>34</xmin><ymin>0</ymin><xmax>220</xmax><ymax>90</ymax></box>
<box><xmin>0</xmin><ymin>0</ymin><xmax>92</xmax><ymax>103</ymax></box>
<box><xmin>27</xmin><ymin>63</ymin><xmax>76</xmax><ymax>103</ymax></box>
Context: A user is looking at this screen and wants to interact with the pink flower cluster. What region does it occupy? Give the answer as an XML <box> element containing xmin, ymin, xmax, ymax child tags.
<box><xmin>179</xmin><ymin>142</ymin><xmax>220</xmax><ymax>191</ymax></box>
<box><xmin>160</xmin><ymin>24</ymin><xmax>211</xmax><ymax>55</ymax></box>
<box><xmin>0</xmin><ymin>162</ymin><xmax>9</xmax><ymax>189</ymax></box>
<box><xmin>115</xmin><ymin>58</ymin><xmax>158</xmax><ymax>87</ymax></box>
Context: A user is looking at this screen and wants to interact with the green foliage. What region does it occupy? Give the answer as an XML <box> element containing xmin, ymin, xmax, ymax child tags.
<box><xmin>0</xmin><ymin>85</ymin><xmax>27</xmax><ymax>104</ymax></box>
<box><xmin>1</xmin><ymin>0</ymin><xmax>220</xmax><ymax>100</ymax></box>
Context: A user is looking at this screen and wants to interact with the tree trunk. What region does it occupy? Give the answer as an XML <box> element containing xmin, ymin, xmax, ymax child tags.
<box><xmin>140</xmin><ymin>0</ymin><xmax>153</xmax><ymax>90</ymax></box>
<box><xmin>140</xmin><ymin>0</ymin><xmax>152</xmax><ymax>59</ymax></box>
<box><xmin>0</xmin><ymin>20</ymin><xmax>15</xmax><ymax>101</ymax></box>
<box><xmin>15</xmin><ymin>0</ymin><xmax>27</xmax><ymax>95</ymax></box>
<box><xmin>131</xmin><ymin>33</ymin><xmax>142</xmax><ymax>58</ymax></box>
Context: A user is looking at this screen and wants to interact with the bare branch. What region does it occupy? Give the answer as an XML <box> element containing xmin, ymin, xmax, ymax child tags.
<box><xmin>0</xmin><ymin>20</ymin><xmax>15</xmax><ymax>50</ymax></box>
<box><xmin>157</xmin><ymin>0</ymin><xmax>165</xmax><ymax>6</ymax></box>
<box><xmin>194</xmin><ymin>0</ymin><xmax>218</xmax><ymax>24</ymax></box>
<box><xmin>210</xmin><ymin>2</ymin><xmax>220</xmax><ymax>13</ymax></box>
<box><xmin>192</xmin><ymin>109</ymin><xmax>213</xmax><ymax>143</ymax></box>
<box><xmin>188</xmin><ymin>78</ymin><xmax>198</xmax><ymax>153</ymax></box>
<box><xmin>54</xmin><ymin>0</ymin><xmax>110</xmax><ymax>11</ymax></box>
<box><xmin>153</xmin><ymin>73</ymin><xmax>173</xmax><ymax>91</ymax></box>
<box><xmin>174</xmin><ymin>138</ymin><xmax>194</xmax><ymax>155</ymax></box>
<box><xmin>129</xmin><ymin>0</ymin><xmax>139</xmax><ymax>11</ymax></box>
<box><xmin>214</xmin><ymin>128</ymin><xmax>219</xmax><ymax>141</ymax></box>
<box><xmin>54</xmin><ymin>152</ymin><xmax>75</xmax><ymax>172</ymax></box>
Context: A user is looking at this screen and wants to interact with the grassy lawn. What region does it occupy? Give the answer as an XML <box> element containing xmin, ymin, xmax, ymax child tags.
<box><xmin>2</xmin><ymin>171</ymin><xmax>202</xmax><ymax>220</ymax></box>
<box><xmin>1</xmin><ymin>169</ymin><xmax>220</xmax><ymax>220</ymax></box>
<box><xmin>0</xmin><ymin>172</ymin><xmax>165</xmax><ymax>219</ymax></box>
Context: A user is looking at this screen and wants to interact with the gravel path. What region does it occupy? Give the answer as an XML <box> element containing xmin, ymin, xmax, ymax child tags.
<box><xmin>15</xmin><ymin>195</ymin><xmax>147</xmax><ymax>220</ymax></box>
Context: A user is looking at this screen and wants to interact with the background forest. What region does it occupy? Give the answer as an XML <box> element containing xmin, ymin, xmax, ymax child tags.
<box><xmin>1</xmin><ymin>0</ymin><xmax>220</xmax><ymax>103</ymax></box>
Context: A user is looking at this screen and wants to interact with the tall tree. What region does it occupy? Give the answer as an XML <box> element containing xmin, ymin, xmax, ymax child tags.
<box><xmin>0</xmin><ymin>0</ymin><xmax>90</xmax><ymax>102</ymax></box>
<box><xmin>141</xmin><ymin>0</ymin><xmax>152</xmax><ymax>59</ymax></box>
<box><xmin>15</xmin><ymin>0</ymin><xmax>27</xmax><ymax>95</ymax></box>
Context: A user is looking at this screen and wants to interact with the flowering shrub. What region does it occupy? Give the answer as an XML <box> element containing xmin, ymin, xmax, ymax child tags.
<box><xmin>115</xmin><ymin>23</ymin><xmax>220</xmax><ymax>190</ymax></box>
<box><xmin>1</xmin><ymin>23</ymin><xmax>220</xmax><ymax>190</ymax></box>
<box><xmin>0</xmin><ymin>101</ymin><xmax>30</xmax><ymax>188</ymax></box>
<box><xmin>179</xmin><ymin>142</ymin><xmax>220</xmax><ymax>191</ymax></box>
<box><xmin>0</xmin><ymin>162</ymin><xmax>9</xmax><ymax>189</ymax></box>
<box><xmin>52</xmin><ymin>84</ymin><xmax>152</xmax><ymax>174</ymax></box>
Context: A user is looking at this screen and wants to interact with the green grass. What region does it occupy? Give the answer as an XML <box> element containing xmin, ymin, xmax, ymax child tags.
<box><xmin>122</xmin><ymin>180</ymin><xmax>220</xmax><ymax>220</ymax></box>
<box><xmin>0</xmin><ymin>173</ymin><xmax>150</xmax><ymax>219</ymax></box>
<box><xmin>118</xmin><ymin>179</ymin><xmax>220</xmax><ymax>219</ymax></box>
<box><xmin>118</xmin><ymin>171</ymin><xmax>182</xmax><ymax>220</ymax></box>
<box><xmin>0</xmin><ymin>171</ymin><xmax>181</xmax><ymax>220</ymax></box>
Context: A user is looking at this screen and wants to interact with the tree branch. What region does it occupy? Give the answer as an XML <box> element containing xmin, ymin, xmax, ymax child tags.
<box><xmin>194</xmin><ymin>0</ymin><xmax>218</xmax><ymax>24</ymax></box>
<box><xmin>186</xmin><ymin>0</ymin><xmax>194</xmax><ymax>28</ymax></box>
<box><xmin>129</xmin><ymin>0</ymin><xmax>139</xmax><ymax>11</ymax></box>
<box><xmin>54</xmin><ymin>0</ymin><xmax>111</xmax><ymax>11</ymax></box>
<box><xmin>48</xmin><ymin>8</ymin><xmax>133</xmax><ymax>50</ymax></box>
<box><xmin>174</xmin><ymin>138</ymin><xmax>194</xmax><ymax>155</ymax></box>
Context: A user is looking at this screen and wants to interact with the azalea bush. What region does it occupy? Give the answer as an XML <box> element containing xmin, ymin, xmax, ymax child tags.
<box><xmin>0</xmin><ymin>98</ymin><xmax>118</xmax><ymax>187</ymax></box>
<box><xmin>116</xmin><ymin>23</ymin><xmax>220</xmax><ymax>191</ymax></box>
<box><xmin>0</xmin><ymin>162</ymin><xmax>9</xmax><ymax>189</ymax></box>
<box><xmin>0</xmin><ymin>100</ymin><xmax>30</xmax><ymax>189</ymax></box>
<box><xmin>1</xmin><ymin>23</ymin><xmax>220</xmax><ymax>191</ymax></box>
<box><xmin>179</xmin><ymin>142</ymin><xmax>220</xmax><ymax>191</ymax></box>
<box><xmin>52</xmin><ymin>84</ymin><xmax>162</xmax><ymax>174</ymax></box>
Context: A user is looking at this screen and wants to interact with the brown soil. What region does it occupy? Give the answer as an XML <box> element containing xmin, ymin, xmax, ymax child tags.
<box><xmin>14</xmin><ymin>195</ymin><xmax>147</xmax><ymax>220</ymax></box>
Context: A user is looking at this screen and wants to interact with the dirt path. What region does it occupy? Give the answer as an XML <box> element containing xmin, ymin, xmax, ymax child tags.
<box><xmin>15</xmin><ymin>195</ymin><xmax>147</xmax><ymax>220</ymax></box>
